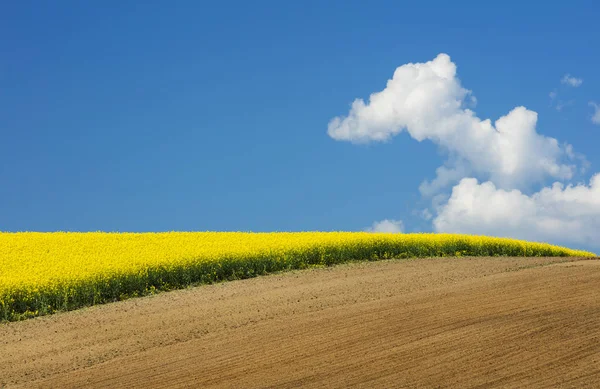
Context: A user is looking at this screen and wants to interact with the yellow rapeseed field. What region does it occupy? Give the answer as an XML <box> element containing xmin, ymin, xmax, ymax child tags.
<box><xmin>0</xmin><ymin>232</ymin><xmax>595</xmax><ymax>321</ymax></box>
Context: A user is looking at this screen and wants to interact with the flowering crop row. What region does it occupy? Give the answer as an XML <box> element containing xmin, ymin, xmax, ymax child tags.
<box><xmin>0</xmin><ymin>232</ymin><xmax>594</xmax><ymax>321</ymax></box>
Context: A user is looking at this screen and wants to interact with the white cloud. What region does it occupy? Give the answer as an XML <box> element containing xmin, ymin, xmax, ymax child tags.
<box><xmin>420</xmin><ymin>209</ymin><xmax>433</xmax><ymax>221</ymax></box>
<box><xmin>419</xmin><ymin>163</ymin><xmax>469</xmax><ymax>196</ymax></box>
<box><xmin>564</xmin><ymin>143</ymin><xmax>590</xmax><ymax>174</ymax></box>
<box><xmin>561</xmin><ymin>74</ymin><xmax>583</xmax><ymax>87</ymax></box>
<box><xmin>555</xmin><ymin>100</ymin><xmax>574</xmax><ymax>112</ymax></box>
<box><xmin>328</xmin><ymin>54</ymin><xmax>577</xmax><ymax>193</ymax></box>
<box><xmin>330</xmin><ymin>54</ymin><xmax>597</xmax><ymax>249</ymax></box>
<box><xmin>366</xmin><ymin>219</ymin><xmax>404</xmax><ymax>233</ymax></box>
<box><xmin>434</xmin><ymin>175</ymin><xmax>600</xmax><ymax>247</ymax></box>
<box><xmin>590</xmin><ymin>102</ymin><xmax>600</xmax><ymax>125</ymax></box>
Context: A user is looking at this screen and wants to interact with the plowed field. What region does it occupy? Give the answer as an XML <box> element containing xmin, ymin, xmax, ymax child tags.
<box><xmin>2</xmin><ymin>256</ymin><xmax>599</xmax><ymax>388</ymax></box>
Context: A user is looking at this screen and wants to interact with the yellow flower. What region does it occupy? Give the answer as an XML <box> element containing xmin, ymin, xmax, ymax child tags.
<box><xmin>0</xmin><ymin>231</ymin><xmax>594</xmax><ymax>321</ymax></box>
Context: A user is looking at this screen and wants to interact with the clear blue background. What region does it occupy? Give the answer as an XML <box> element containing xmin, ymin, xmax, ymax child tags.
<box><xmin>1</xmin><ymin>1</ymin><xmax>598</xmax><ymax>238</ymax></box>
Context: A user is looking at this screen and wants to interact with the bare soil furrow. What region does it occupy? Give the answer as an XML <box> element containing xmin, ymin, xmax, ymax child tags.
<box><xmin>1</xmin><ymin>257</ymin><xmax>599</xmax><ymax>388</ymax></box>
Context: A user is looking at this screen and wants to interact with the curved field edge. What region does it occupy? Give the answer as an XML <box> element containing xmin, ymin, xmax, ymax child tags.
<box><xmin>0</xmin><ymin>232</ymin><xmax>595</xmax><ymax>322</ymax></box>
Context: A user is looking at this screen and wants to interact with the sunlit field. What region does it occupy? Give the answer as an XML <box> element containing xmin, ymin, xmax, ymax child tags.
<box><xmin>0</xmin><ymin>232</ymin><xmax>594</xmax><ymax>322</ymax></box>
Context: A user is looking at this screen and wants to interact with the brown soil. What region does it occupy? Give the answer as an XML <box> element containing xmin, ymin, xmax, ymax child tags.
<box><xmin>1</xmin><ymin>256</ymin><xmax>599</xmax><ymax>388</ymax></box>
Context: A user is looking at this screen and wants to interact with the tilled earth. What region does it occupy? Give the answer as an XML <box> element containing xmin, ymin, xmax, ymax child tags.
<box><xmin>1</xmin><ymin>256</ymin><xmax>599</xmax><ymax>388</ymax></box>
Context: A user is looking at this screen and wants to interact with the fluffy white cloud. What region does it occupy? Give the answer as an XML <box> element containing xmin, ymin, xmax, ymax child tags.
<box><xmin>328</xmin><ymin>54</ymin><xmax>577</xmax><ymax>193</ymax></box>
<box><xmin>434</xmin><ymin>175</ymin><xmax>600</xmax><ymax>247</ymax></box>
<box><xmin>330</xmin><ymin>54</ymin><xmax>597</xmax><ymax>249</ymax></box>
<box><xmin>561</xmin><ymin>74</ymin><xmax>583</xmax><ymax>87</ymax></box>
<box><xmin>366</xmin><ymin>219</ymin><xmax>404</xmax><ymax>233</ymax></box>
<box><xmin>590</xmin><ymin>102</ymin><xmax>600</xmax><ymax>125</ymax></box>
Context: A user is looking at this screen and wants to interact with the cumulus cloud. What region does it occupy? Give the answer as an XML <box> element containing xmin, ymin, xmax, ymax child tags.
<box><xmin>434</xmin><ymin>175</ymin><xmax>600</xmax><ymax>247</ymax></box>
<box><xmin>561</xmin><ymin>74</ymin><xmax>583</xmax><ymax>87</ymax></box>
<box><xmin>366</xmin><ymin>219</ymin><xmax>404</xmax><ymax>233</ymax></box>
<box><xmin>590</xmin><ymin>102</ymin><xmax>600</xmax><ymax>125</ymax></box>
<box><xmin>328</xmin><ymin>54</ymin><xmax>577</xmax><ymax>193</ymax></box>
<box><xmin>329</xmin><ymin>54</ymin><xmax>597</xmax><ymax>248</ymax></box>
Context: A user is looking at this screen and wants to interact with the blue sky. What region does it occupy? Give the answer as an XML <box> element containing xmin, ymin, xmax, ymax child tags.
<box><xmin>1</xmin><ymin>1</ymin><xmax>599</xmax><ymax>251</ymax></box>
